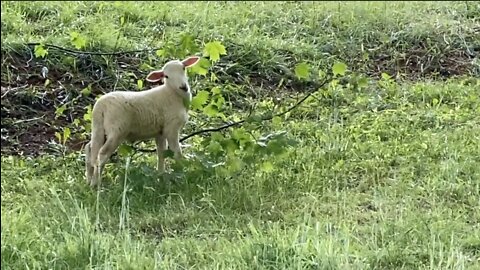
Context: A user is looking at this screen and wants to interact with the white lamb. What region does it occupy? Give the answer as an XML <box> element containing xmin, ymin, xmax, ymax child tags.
<box><xmin>85</xmin><ymin>56</ymin><xmax>200</xmax><ymax>187</ymax></box>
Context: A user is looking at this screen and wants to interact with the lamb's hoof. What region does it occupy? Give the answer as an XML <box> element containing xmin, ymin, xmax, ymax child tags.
<box><xmin>155</xmin><ymin>170</ymin><xmax>166</xmax><ymax>181</ymax></box>
<box><xmin>88</xmin><ymin>176</ymin><xmax>99</xmax><ymax>188</ymax></box>
<box><xmin>89</xmin><ymin>181</ymin><xmax>99</xmax><ymax>188</ymax></box>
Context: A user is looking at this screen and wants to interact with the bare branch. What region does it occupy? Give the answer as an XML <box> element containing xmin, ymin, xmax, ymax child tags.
<box><xmin>25</xmin><ymin>42</ymin><xmax>160</xmax><ymax>56</ymax></box>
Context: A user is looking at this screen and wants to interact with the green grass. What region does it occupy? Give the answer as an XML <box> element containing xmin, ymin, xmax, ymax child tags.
<box><xmin>2</xmin><ymin>79</ymin><xmax>479</xmax><ymax>269</ymax></box>
<box><xmin>2</xmin><ymin>1</ymin><xmax>479</xmax><ymax>80</ymax></box>
<box><xmin>1</xmin><ymin>1</ymin><xmax>480</xmax><ymax>269</ymax></box>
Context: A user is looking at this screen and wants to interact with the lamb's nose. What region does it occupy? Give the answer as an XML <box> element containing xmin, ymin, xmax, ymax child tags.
<box><xmin>179</xmin><ymin>85</ymin><xmax>188</xmax><ymax>91</ymax></box>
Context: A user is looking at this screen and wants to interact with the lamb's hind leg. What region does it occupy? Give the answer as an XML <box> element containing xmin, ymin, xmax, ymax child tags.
<box><xmin>155</xmin><ymin>134</ymin><xmax>167</xmax><ymax>173</ymax></box>
<box><xmin>89</xmin><ymin>123</ymin><xmax>106</xmax><ymax>187</ymax></box>
<box><xmin>85</xmin><ymin>142</ymin><xmax>94</xmax><ymax>183</ymax></box>
<box><xmin>91</xmin><ymin>136</ymin><xmax>121</xmax><ymax>187</ymax></box>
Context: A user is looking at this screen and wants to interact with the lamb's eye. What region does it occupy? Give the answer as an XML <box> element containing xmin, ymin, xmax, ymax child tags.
<box><xmin>165</xmin><ymin>75</ymin><xmax>169</xmax><ymax>79</ymax></box>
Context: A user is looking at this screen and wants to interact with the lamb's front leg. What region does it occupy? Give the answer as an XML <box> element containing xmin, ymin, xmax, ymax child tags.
<box><xmin>165</xmin><ymin>124</ymin><xmax>183</xmax><ymax>161</ymax></box>
<box><xmin>155</xmin><ymin>134</ymin><xmax>167</xmax><ymax>172</ymax></box>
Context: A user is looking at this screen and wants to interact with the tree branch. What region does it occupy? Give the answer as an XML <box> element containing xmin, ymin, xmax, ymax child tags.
<box><xmin>25</xmin><ymin>42</ymin><xmax>160</xmax><ymax>56</ymax></box>
<box><xmin>24</xmin><ymin>42</ymin><xmax>333</xmax><ymax>153</ymax></box>
<box><xmin>133</xmin><ymin>75</ymin><xmax>332</xmax><ymax>153</ymax></box>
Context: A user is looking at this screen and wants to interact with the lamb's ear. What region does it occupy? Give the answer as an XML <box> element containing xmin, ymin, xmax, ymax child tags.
<box><xmin>146</xmin><ymin>70</ymin><xmax>165</xmax><ymax>82</ymax></box>
<box><xmin>182</xmin><ymin>56</ymin><xmax>200</xmax><ymax>68</ymax></box>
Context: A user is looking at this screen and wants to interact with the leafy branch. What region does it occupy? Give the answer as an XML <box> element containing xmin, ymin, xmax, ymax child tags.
<box><xmin>133</xmin><ymin>75</ymin><xmax>332</xmax><ymax>153</ymax></box>
<box><xmin>26</xmin><ymin>37</ymin><xmax>341</xmax><ymax>160</ymax></box>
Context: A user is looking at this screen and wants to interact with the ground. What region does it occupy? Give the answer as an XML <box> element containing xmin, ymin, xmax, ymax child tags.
<box><xmin>1</xmin><ymin>1</ymin><xmax>479</xmax><ymax>269</ymax></box>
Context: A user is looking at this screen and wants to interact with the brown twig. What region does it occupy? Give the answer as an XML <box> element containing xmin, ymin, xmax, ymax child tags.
<box><xmin>25</xmin><ymin>42</ymin><xmax>160</xmax><ymax>56</ymax></box>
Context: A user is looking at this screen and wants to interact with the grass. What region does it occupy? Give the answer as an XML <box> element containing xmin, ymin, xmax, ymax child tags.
<box><xmin>1</xmin><ymin>1</ymin><xmax>480</xmax><ymax>269</ymax></box>
<box><xmin>1</xmin><ymin>1</ymin><xmax>479</xmax><ymax>80</ymax></box>
<box><xmin>2</xmin><ymin>79</ymin><xmax>480</xmax><ymax>269</ymax></box>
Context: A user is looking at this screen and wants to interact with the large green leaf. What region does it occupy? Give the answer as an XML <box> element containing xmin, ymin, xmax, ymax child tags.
<box><xmin>203</xmin><ymin>41</ymin><xmax>227</xmax><ymax>62</ymax></box>
<box><xmin>191</xmin><ymin>90</ymin><xmax>210</xmax><ymax>110</ymax></box>
<box><xmin>295</xmin><ymin>62</ymin><xmax>310</xmax><ymax>80</ymax></box>
<box><xmin>332</xmin><ymin>62</ymin><xmax>347</xmax><ymax>76</ymax></box>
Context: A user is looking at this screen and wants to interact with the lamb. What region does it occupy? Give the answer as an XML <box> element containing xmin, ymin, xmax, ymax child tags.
<box><xmin>84</xmin><ymin>56</ymin><xmax>200</xmax><ymax>187</ymax></box>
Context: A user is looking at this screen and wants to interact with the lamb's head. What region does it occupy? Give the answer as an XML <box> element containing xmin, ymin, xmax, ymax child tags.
<box><xmin>146</xmin><ymin>56</ymin><xmax>200</xmax><ymax>93</ymax></box>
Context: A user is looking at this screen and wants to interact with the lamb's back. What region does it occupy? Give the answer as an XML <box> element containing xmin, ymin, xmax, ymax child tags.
<box><xmin>93</xmin><ymin>87</ymin><xmax>186</xmax><ymax>141</ymax></box>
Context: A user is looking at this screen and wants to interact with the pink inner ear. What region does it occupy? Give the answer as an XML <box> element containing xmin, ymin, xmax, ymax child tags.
<box><xmin>146</xmin><ymin>70</ymin><xmax>165</xmax><ymax>82</ymax></box>
<box><xmin>182</xmin><ymin>56</ymin><xmax>200</xmax><ymax>67</ymax></box>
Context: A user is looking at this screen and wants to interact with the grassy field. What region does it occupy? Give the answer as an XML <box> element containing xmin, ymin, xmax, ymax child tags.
<box><xmin>1</xmin><ymin>1</ymin><xmax>480</xmax><ymax>269</ymax></box>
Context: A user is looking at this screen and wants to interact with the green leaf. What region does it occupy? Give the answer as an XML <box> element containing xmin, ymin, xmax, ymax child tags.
<box><xmin>211</xmin><ymin>133</ymin><xmax>224</xmax><ymax>142</ymax></box>
<box><xmin>358</xmin><ymin>77</ymin><xmax>368</xmax><ymax>88</ymax></box>
<box><xmin>137</xmin><ymin>79</ymin><xmax>143</xmax><ymax>90</ymax></box>
<box><xmin>246</xmin><ymin>115</ymin><xmax>262</xmax><ymax>123</ymax></box>
<box><xmin>260</xmin><ymin>161</ymin><xmax>274</xmax><ymax>173</ymax></box>
<box><xmin>381</xmin><ymin>72</ymin><xmax>391</xmax><ymax>81</ymax></box>
<box><xmin>73</xmin><ymin>118</ymin><xmax>81</xmax><ymax>127</ymax></box>
<box><xmin>191</xmin><ymin>90</ymin><xmax>210</xmax><ymax>110</ymax></box>
<box><xmin>332</xmin><ymin>62</ymin><xmax>347</xmax><ymax>76</ymax></box>
<box><xmin>210</xmin><ymin>72</ymin><xmax>218</xmax><ymax>82</ymax></box>
<box><xmin>213</xmin><ymin>95</ymin><xmax>225</xmax><ymax>110</ymax></box>
<box><xmin>55</xmin><ymin>132</ymin><xmax>62</xmax><ymax>144</ymax></box>
<box><xmin>203</xmin><ymin>41</ymin><xmax>227</xmax><ymax>62</ymax></box>
<box><xmin>286</xmin><ymin>138</ymin><xmax>299</xmax><ymax>147</ymax></box>
<box><xmin>211</xmin><ymin>86</ymin><xmax>222</xmax><ymax>95</ymax></box>
<box><xmin>226</xmin><ymin>157</ymin><xmax>242</xmax><ymax>172</ymax></box>
<box><xmin>272</xmin><ymin>116</ymin><xmax>282</xmax><ymax>126</ymax></box>
<box><xmin>62</xmin><ymin>56</ymin><xmax>75</xmax><ymax>67</ymax></box>
<box><xmin>34</xmin><ymin>44</ymin><xmax>48</xmax><ymax>58</ymax></box>
<box><xmin>81</xmin><ymin>85</ymin><xmax>91</xmax><ymax>96</ymax></box>
<box><xmin>55</xmin><ymin>104</ymin><xmax>67</xmax><ymax>118</ymax></box>
<box><xmin>139</xmin><ymin>62</ymin><xmax>154</xmax><ymax>71</ymax></box>
<box><xmin>221</xmin><ymin>138</ymin><xmax>238</xmax><ymax>155</ymax></box>
<box><xmin>232</xmin><ymin>128</ymin><xmax>251</xmax><ymax>146</ymax></box>
<box><xmin>206</xmin><ymin>140</ymin><xmax>223</xmax><ymax>156</ymax></box>
<box><xmin>294</xmin><ymin>62</ymin><xmax>310</xmax><ymax>80</ymax></box>
<box><xmin>62</xmin><ymin>127</ymin><xmax>71</xmax><ymax>145</ymax></box>
<box><xmin>156</xmin><ymin>49</ymin><xmax>165</xmax><ymax>58</ymax></box>
<box><xmin>83</xmin><ymin>105</ymin><xmax>93</xmax><ymax>122</ymax></box>
<box><xmin>70</xmin><ymin>32</ymin><xmax>87</xmax><ymax>50</ymax></box>
<box><xmin>118</xmin><ymin>144</ymin><xmax>134</xmax><ymax>157</ymax></box>
<box><xmin>266</xmin><ymin>140</ymin><xmax>286</xmax><ymax>155</ymax></box>
<box><xmin>189</xmin><ymin>58</ymin><xmax>210</xmax><ymax>76</ymax></box>
<box><xmin>203</xmin><ymin>103</ymin><xmax>219</xmax><ymax>117</ymax></box>
<box><xmin>180</xmin><ymin>33</ymin><xmax>198</xmax><ymax>54</ymax></box>
<box><xmin>120</xmin><ymin>16</ymin><xmax>125</xmax><ymax>26</ymax></box>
